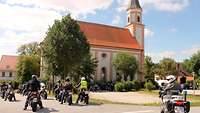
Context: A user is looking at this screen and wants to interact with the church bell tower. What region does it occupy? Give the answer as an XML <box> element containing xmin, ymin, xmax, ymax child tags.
<box><xmin>126</xmin><ymin>0</ymin><xmax>144</xmax><ymax>49</ymax></box>
<box><xmin>126</xmin><ymin>0</ymin><xmax>144</xmax><ymax>81</ymax></box>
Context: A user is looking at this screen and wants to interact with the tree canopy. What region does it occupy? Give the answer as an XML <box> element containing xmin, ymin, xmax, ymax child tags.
<box><xmin>158</xmin><ymin>58</ymin><xmax>178</xmax><ymax>76</ymax></box>
<box><xmin>144</xmin><ymin>56</ymin><xmax>155</xmax><ymax>80</ymax></box>
<box><xmin>16</xmin><ymin>55</ymin><xmax>40</xmax><ymax>83</ymax></box>
<box><xmin>41</xmin><ymin>15</ymin><xmax>90</xmax><ymax>79</ymax></box>
<box><xmin>112</xmin><ymin>52</ymin><xmax>138</xmax><ymax>81</ymax></box>
<box><xmin>17</xmin><ymin>42</ymin><xmax>40</xmax><ymax>56</ymax></box>
<box><xmin>182</xmin><ymin>51</ymin><xmax>200</xmax><ymax>77</ymax></box>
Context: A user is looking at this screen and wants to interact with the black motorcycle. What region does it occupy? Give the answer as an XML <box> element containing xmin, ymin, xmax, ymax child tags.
<box><xmin>5</xmin><ymin>90</ymin><xmax>15</xmax><ymax>101</ymax></box>
<box><xmin>29</xmin><ymin>92</ymin><xmax>40</xmax><ymax>112</ymax></box>
<box><xmin>77</xmin><ymin>89</ymin><xmax>89</xmax><ymax>105</ymax></box>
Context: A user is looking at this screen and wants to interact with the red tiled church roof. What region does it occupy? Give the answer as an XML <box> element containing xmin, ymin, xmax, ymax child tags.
<box><xmin>0</xmin><ymin>55</ymin><xmax>18</xmax><ymax>71</ymax></box>
<box><xmin>78</xmin><ymin>21</ymin><xmax>141</xmax><ymax>50</ymax></box>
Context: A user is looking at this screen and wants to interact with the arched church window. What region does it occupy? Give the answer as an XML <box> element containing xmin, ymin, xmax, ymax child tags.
<box><xmin>102</xmin><ymin>53</ymin><xmax>107</xmax><ymax>58</ymax></box>
<box><xmin>137</xmin><ymin>16</ymin><xmax>141</xmax><ymax>23</ymax></box>
<box><xmin>101</xmin><ymin>67</ymin><xmax>106</xmax><ymax>74</ymax></box>
<box><xmin>128</xmin><ymin>17</ymin><xmax>130</xmax><ymax>23</ymax></box>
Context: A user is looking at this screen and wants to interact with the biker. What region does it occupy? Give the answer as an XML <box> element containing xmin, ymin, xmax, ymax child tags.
<box><xmin>60</xmin><ymin>77</ymin><xmax>73</xmax><ymax>104</ymax></box>
<box><xmin>1</xmin><ymin>82</ymin><xmax>8</xmax><ymax>99</ymax></box>
<box><xmin>76</xmin><ymin>77</ymin><xmax>88</xmax><ymax>104</ymax></box>
<box><xmin>162</xmin><ymin>75</ymin><xmax>182</xmax><ymax>112</ymax></box>
<box><xmin>4</xmin><ymin>81</ymin><xmax>16</xmax><ymax>101</ymax></box>
<box><xmin>164</xmin><ymin>75</ymin><xmax>182</xmax><ymax>94</ymax></box>
<box><xmin>23</xmin><ymin>75</ymin><xmax>43</xmax><ymax>110</ymax></box>
<box><xmin>54</xmin><ymin>80</ymin><xmax>62</xmax><ymax>100</ymax></box>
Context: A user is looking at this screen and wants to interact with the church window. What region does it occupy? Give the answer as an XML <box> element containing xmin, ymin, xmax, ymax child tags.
<box><xmin>102</xmin><ymin>53</ymin><xmax>107</xmax><ymax>58</ymax></box>
<box><xmin>137</xmin><ymin>16</ymin><xmax>141</xmax><ymax>23</ymax></box>
<box><xmin>2</xmin><ymin>72</ymin><xmax>5</xmax><ymax>77</ymax></box>
<box><xmin>128</xmin><ymin>17</ymin><xmax>130</xmax><ymax>23</ymax></box>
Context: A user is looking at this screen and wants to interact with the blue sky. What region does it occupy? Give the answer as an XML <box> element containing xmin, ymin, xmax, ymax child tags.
<box><xmin>0</xmin><ymin>0</ymin><xmax>199</xmax><ymax>62</ymax></box>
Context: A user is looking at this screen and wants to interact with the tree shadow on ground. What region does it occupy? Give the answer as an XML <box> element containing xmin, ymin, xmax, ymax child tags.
<box><xmin>37</xmin><ymin>107</ymin><xmax>59</xmax><ymax>113</ymax></box>
<box><xmin>70</xmin><ymin>102</ymin><xmax>102</xmax><ymax>107</ymax></box>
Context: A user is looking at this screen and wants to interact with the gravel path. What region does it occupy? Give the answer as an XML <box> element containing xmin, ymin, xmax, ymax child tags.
<box><xmin>90</xmin><ymin>92</ymin><xmax>160</xmax><ymax>104</ymax></box>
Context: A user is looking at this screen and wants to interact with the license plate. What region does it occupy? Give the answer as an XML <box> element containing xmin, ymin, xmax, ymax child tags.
<box><xmin>174</xmin><ymin>106</ymin><xmax>184</xmax><ymax>113</ymax></box>
<box><xmin>33</xmin><ymin>98</ymin><xmax>37</xmax><ymax>102</ymax></box>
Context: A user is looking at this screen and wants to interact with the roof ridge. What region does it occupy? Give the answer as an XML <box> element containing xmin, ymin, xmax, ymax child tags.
<box><xmin>77</xmin><ymin>20</ymin><xmax>126</xmax><ymax>30</ymax></box>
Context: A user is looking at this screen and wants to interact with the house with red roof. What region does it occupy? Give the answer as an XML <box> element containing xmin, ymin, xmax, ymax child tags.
<box><xmin>41</xmin><ymin>0</ymin><xmax>145</xmax><ymax>81</ymax></box>
<box><xmin>0</xmin><ymin>55</ymin><xmax>18</xmax><ymax>80</ymax></box>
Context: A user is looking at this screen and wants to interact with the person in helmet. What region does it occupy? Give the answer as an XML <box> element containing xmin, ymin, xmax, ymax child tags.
<box><xmin>60</xmin><ymin>77</ymin><xmax>73</xmax><ymax>104</ymax></box>
<box><xmin>23</xmin><ymin>75</ymin><xmax>43</xmax><ymax>110</ymax></box>
<box><xmin>54</xmin><ymin>80</ymin><xmax>62</xmax><ymax>100</ymax></box>
<box><xmin>162</xmin><ymin>75</ymin><xmax>183</xmax><ymax>112</ymax></box>
<box><xmin>76</xmin><ymin>77</ymin><xmax>88</xmax><ymax>104</ymax></box>
<box><xmin>164</xmin><ymin>75</ymin><xmax>182</xmax><ymax>94</ymax></box>
<box><xmin>4</xmin><ymin>81</ymin><xmax>16</xmax><ymax>101</ymax></box>
<box><xmin>0</xmin><ymin>81</ymin><xmax>8</xmax><ymax>99</ymax></box>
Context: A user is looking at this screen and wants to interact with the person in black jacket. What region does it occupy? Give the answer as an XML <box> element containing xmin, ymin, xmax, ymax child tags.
<box><xmin>60</xmin><ymin>77</ymin><xmax>73</xmax><ymax>104</ymax></box>
<box><xmin>23</xmin><ymin>75</ymin><xmax>43</xmax><ymax>110</ymax></box>
<box><xmin>1</xmin><ymin>82</ymin><xmax>8</xmax><ymax>99</ymax></box>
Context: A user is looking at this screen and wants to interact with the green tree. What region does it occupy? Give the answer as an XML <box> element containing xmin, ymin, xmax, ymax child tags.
<box><xmin>112</xmin><ymin>52</ymin><xmax>138</xmax><ymax>81</ymax></box>
<box><xmin>16</xmin><ymin>55</ymin><xmax>40</xmax><ymax>83</ymax></box>
<box><xmin>71</xmin><ymin>55</ymin><xmax>98</xmax><ymax>82</ymax></box>
<box><xmin>182</xmin><ymin>59</ymin><xmax>193</xmax><ymax>73</ymax></box>
<box><xmin>159</xmin><ymin>58</ymin><xmax>178</xmax><ymax>77</ymax></box>
<box><xmin>17</xmin><ymin>42</ymin><xmax>40</xmax><ymax>56</ymax></box>
<box><xmin>42</xmin><ymin>15</ymin><xmax>90</xmax><ymax>79</ymax></box>
<box><xmin>144</xmin><ymin>56</ymin><xmax>155</xmax><ymax>80</ymax></box>
<box><xmin>182</xmin><ymin>51</ymin><xmax>200</xmax><ymax>77</ymax></box>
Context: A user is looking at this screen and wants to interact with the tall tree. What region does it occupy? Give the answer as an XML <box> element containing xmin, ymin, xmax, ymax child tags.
<box><xmin>112</xmin><ymin>52</ymin><xmax>138</xmax><ymax>81</ymax></box>
<box><xmin>17</xmin><ymin>42</ymin><xmax>40</xmax><ymax>56</ymax></box>
<box><xmin>16</xmin><ymin>55</ymin><xmax>40</xmax><ymax>83</ymax></box>
<box><xmin>71</xmin><ymin>55</ymin><xmax>98</xmax><ymax>83</ymax></box>
<box><xmin>182</xmin><ymin>51</ymin><xmax>200</xmax><ymax>77</ymax></box>
<box><xmin>42</xmin><ymin>15</ymin><xmax>90</xmax><ymax>79</ymax></box>
<box><xmin>144</xmin><ymin>56</ymin><xmax>155</xmax><ymax>80</ymax></box>
<box><xmin>159</xmin><ymin>58</ymin><xmax>178</xmax><ymax>77</ymax></box>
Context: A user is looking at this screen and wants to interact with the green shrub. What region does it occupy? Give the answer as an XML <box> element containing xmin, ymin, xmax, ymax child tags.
<box><xmin>132</xmin><ymin>80</ymin><xmax>141</xmax><ymax>91</ymax></box>
<box><xmin>145</xmin><ymin>81</ymin><xmax>154</xmax><ymax>91</ymax></box>
<box><xmin>115</xmin><ymin>80</ymin><xmax>141</xmax><ymax>92</ymax></box>
<box><xmin>115</xmin><ymin>82</ymin><xmax>124</xmax><ymax>92</ymax></box>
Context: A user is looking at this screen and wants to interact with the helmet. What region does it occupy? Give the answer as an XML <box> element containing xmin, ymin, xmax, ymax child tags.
<box><xmin>65</xmin><ymin>77</ymin><xmax>70</xmax><ymax>82</ymax></box>
<box><xmin>166</xmin><ymin>75</ymin><xmax>176</xmax><ymax>84</ymax></box>
<box><xmin>32</xmin><ymin>75</ymin><xmax>37</xmax><ymax>79</ymax></box>
<box><xmin>81</xmin><ymin>77</ymin><xmax>85</xmax><ymax>81</ymax></box>
<box><xmin>9</xmin><ymin>81</ymin><xmax>12</xmax><ymax>85</ymax></box>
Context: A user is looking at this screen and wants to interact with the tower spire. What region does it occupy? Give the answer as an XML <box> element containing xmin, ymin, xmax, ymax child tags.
<box><xmin>127</xmin><ymin>0</ymin><xmax>141</xmax><ymax>10</ymax></box>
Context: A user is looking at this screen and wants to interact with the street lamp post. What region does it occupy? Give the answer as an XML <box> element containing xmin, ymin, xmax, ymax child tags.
<box><xmin>192</xmin><ymin>72</ymin><xmax>195</xmax><ymax>95</ymax></box>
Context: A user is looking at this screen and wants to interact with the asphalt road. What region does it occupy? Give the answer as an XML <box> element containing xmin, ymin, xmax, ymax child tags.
<box><xmin>0</xmin><ymin>94</ymin><xmax>199</xmax><ymax>113</ymax></box>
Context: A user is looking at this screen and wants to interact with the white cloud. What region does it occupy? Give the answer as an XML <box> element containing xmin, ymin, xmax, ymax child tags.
<box><xmin>170</xmin><ymin>27</ymin><xmax>178</xmax><ymax>32</ymax></box>
<box><xmin>112</xmin><ymin>15</ymin><xmax>121</xmax><ymax>25</ymax></box>
<box><xmin>5</xmin><ymin>0</ymin><xmax>113</xmax><ymax>17</ymax></box>
<box><xmin>0</xmin><ymin>0</ymin><xmax>114</xmax><ymax>58</ymax></box>
<box><xmin>146</xmin><ymin>51</ymin><xmax>176</xmax><ymax>63</ymax></box>
<box><xmin>181</xmin><ymin>45</ymin><xmax>200</xmax><ymax>56</ymax></box>
<box><xmin>145</xmin><ymin>28</ymin><xmax>154</xmax><ymax>38</ymax></box>
<box><xmin>117</xmin><ymin>0</ymin><xmax>190</xmax><ymax>13</ymax></box>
